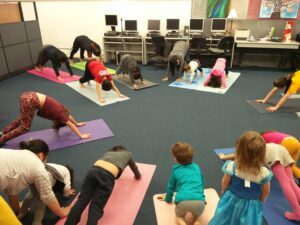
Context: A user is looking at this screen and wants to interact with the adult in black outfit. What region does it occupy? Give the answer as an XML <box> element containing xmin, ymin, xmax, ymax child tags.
<box><xmin>35</xmin><ymin>45</ymin><xmax>74</xmax><ymax>81</ymax></box>
<box><xmin>69</xmin><ymin>35</ymin><xmax>101</xmax><ymax>63</ymax></box>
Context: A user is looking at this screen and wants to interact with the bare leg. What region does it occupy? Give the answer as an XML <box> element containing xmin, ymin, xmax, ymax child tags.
<box><xmin>176</xmin><ymin>216</ymin><xmax>187</xmax><ymax>225</ymax></box>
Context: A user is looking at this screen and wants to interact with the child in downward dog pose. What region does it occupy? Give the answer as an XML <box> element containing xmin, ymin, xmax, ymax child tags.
<box><xmin>19</xmin><ymin>163</ymin><xmax>75</xmax><ymax>225</ymax></box>
<box><xmin>65</xmin><ymin>145</ymin><xmax>141</xmax><ymax>225</ymax></box>
<box><xmin>209</xmin><ymin>131</ymin><xmax>272</xmax><ymax>225</ymax></box>
<box><xmin>158</xmin><ymin>142</ymin><xmax>206</xmax><ymax>225</ymax></box>
<box><xmin>182</xmin><ymin>59</ymin><xmax>203</xmax><ymax>84</ymax></box>
<box><xmin>204</xmin><ymin>58</ymin><xmax>228</xmax><ymax>88</ymax></box>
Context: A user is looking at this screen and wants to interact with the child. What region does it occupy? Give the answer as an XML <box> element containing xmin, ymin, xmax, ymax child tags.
<box><xmin>256</xmin><ymin>70</ymin><xmax>299</xmax><ymax>112</ymax></box>
<box><xmin>79</xmin><ymin>58</ymin><xmax>124</xmax><ymax>103</ymax></box>
<box><xmin>35</xmin><ymin>45</ymin><xmax>74</xmax><ymax>81</ymax></box>
<box><xmin>209</xmin><ymin>131</ymin><xmax>272</xmax><ymax>225</ymax></box>
<box><xmin>0</xmin><ymin>92</ymin><xmax>91</xmax><ymax>146</ymax></box>
<box><xmin>65</xmin><ymin>145</ymin><xmax>141</xmax><ymax>225</ymax></box>
<box><xmin>69</xmin><ymin>35</ymin><xmax>101</xmax><ymax>62</ymax></box>
<box><xmin>261</xmin><ymin>130</ymin><xmax>300</xmax><ymax>180</ymax></box>
<box><xmin>158</xmin><ymin>142</ymin><xmax>206</xmax><ymax>225</ymax></box>
<box><xmin>116</xmin><ymin>54</ymin><xmax>144</xmax><ymax>89</ymax></box>
<box><xmin>204</xmin><ymin>58</ymin><xmax>228</xmax><ymax>88</ymax></box>
<box><xmin>19</xmin><ymin>163</ymin><xmax>75</xmax><ymax>225</ymax></box>
<box><xmin>163</xmin><ymin>41</ymin><xmax>189</xmax><ymax>81</ymax></box>
<box><xmin>182</xmin><ymin>59</ymin><xmax>203</xmax><ymax>84</ymax></box>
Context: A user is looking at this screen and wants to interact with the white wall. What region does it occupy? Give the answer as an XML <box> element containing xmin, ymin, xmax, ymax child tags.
<box><xmin>36</xmin><ymin>1</ymin><xmax>191</xmax><ymax>53</ymax></box>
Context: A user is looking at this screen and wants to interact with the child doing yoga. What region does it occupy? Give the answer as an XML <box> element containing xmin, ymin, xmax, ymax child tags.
<box><xmin>158</xmin><ymin>142</ymin><xmax>206</xmax><ymax>225</ymax></box>
<box><xmin>182</xmin><ymin>59</ymin><xmax>203</xmax><ymax>84</ymax></box>
<box><xmin>209</xmin><ymin>131</ymin><xmax>272</xmax><ymax>225</ymax></box>
<box><xmin>204</xmin><ymin>58</ymin><xmax>228</xmax><ymax>88</ymax></box>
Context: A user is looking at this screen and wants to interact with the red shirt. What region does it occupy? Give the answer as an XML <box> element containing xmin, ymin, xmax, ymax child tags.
<box><xmin>37</xmin><ymin>96</ymin><xmax>69</xmax><ymax>123</ymax></box>
<box><xmin>88</xmin><ymin>60</ymin><xmax>112</xmax><ymax>84</ymax></box>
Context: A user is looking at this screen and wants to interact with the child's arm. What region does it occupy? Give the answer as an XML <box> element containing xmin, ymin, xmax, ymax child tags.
<box><xmin>219</xmin><ymin>153</ymin><xmax>235</xmax><ymax>160</ymax></box>
<box><xmin>260</xmin><ymin>182</ymin><xmax>270</xmax><ymax>201</ymax></box>
<box><xmin>127</xmin><ymin>159</ymin><xmax>141</xmax><ymax>179</ymax></box>
<box><xmin>221</xmin><ymin>174</ymin><xmax>231</xmax><ymax>194</ymax></box>
<box><xmin>267</xmin><ymin>92</ymin><xmax>291</xmax><ymax>112</ymax></box>
<box><xmin>111</xmin><ymin>80</ymin><xmax>125</xmax><ymax>98</ymax></box>
<box><xmin>203</xmin><ymin>74</ymin><xmax>211</xmax><ymax>86</ymax></box>
<box><xmin>65</xmin><ymin>121</ymin><xmax>91</xmax><ymax>139</ymax></box>
<box><xmin>221</xmin><ymin>73</ymin><xmax>227</xmax><ymax>88</ymax></box>
<box><xmin>96</xmin><ymin>82</ymin><xmax>105</xmax><ymax>103</ymax></box>
<box><xmin>68</xmin><ymin>114</ymin><xmax>86</xmax><ymax>127</ymax></box>
<box><xmin>256</xmin><ymin>87</ymin><xmax>279</xmax><ymax>104</ymax></box>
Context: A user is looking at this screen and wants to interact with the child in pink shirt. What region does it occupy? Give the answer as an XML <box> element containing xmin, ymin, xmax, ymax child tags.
<box><xmin>204</xmin><ymin>58</ymin><xmax>227</xmax><ymax>88</ymax></box>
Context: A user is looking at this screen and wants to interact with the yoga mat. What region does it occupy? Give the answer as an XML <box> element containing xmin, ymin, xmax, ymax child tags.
<box><xmin>71</xmin><ymin>61</ymin><xmax>116</xmax><ymax>75</ymax></box>
<box><xmin>247</xmin><ymin>99</ymin><xmax>300</xmax><ymax>113</ymax></box>
<box><xmin>66</xmin><ymin>80</ymin><xmax>129</xmax><ymax>106</ymax></box>
<box><xmin>5</xmin><ymin>119</ymin><xmax>113</xmax><ymax>151</ymax></box>
<box><xmin>153</xmin><ymin>189</ymin><xmax>220</xmax><ymax>225</ymax></box>
<box><xmin>213</xmin><ymin>147</ymin><xmax>298</xmax><ymax>225</ymax></box>
<box><xmin>27</xmin><ymin>67</ymin><xmax>81</xmax><ymax>84</ymax></box>
<box><xmin>56</xmin><ymin>163</ymin><xmax>156</xmax><ymax>225</ymax></box>
<box><xmin>169</xmin><ymin>68</ymin><xmax>240</xmax><ymax>94</ymax></box>
<box><xmin>113</xmin><ymin>75</ymin><xmax>159</xmax><ymax>90</ymax></box>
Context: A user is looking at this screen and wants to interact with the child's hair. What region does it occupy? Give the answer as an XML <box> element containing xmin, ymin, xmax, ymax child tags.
<box><xmin>19</xmin><ymin>139</ymin><xmax>49</xmax><ymax>157</ymax></box>
<box><xmin>235</xmin><ymin>131</ymin><xmax>266</xmax><ymax>175</ymax></box>
<box><xmin>52</xmin><ymin>108</ymin><xmax>69</xmax><ymax>133</ymax></box>
<box><xmin>91</xmin><ymin>43</ymin><xmax>101</xmax><ymax>56</ymax></box>
<box><xmin>171</xmin><ymin>142</ymin><xmax>193</xmax><ymax>165</ymax></box>
<box><xmin>273</xmin><ymin>75</ymin><xmax>289</xmax><ymax>88</ymax></box>
<box><xmin>183</xmin><ymin>63</ymin><xmax>191</xmax><ymax>72</ymax></box>
<box><xmin>207</xmin><ymin>73</ymin><xmax>222</xmax><ymax>88</ymax></box>
<box><xmin>132</xmin><ymin>67</ymin><xmax>141</xmax><ymax>80</ymax></box>
<box><xmin>109</xmin><ymin>145</ymin><xmax>127</xmax><ymax>152</ymax></box>
<box><xmin>102</xmin><ymin>79</ymin><xmax>112</xmax><ymax>91</ymax></box>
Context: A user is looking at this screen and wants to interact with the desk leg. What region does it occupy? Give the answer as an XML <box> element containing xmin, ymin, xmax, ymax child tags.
<box><xmin>230</xmin><ymin>43</ymin><xmax>235</xmax><ymax>68</ymax></box>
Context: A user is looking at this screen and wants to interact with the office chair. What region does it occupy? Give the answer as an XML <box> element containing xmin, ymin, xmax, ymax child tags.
<box><xmin>189</xmin><ymin>37</ymin><xmax>207</xmax><ymax>57</ymax></box>
<box><xmin>151</xmin><ymin>35</ymin><xmax>166</xmax><ymax>57</ymax></box>
<box><xmin>208</xmin><ymin>36</ymin><xmax>234</xmax><ymax>68</ymax></box>
<box><xmin>150</xmin><ymin>35</ymin><xmax>173</xmax><ymax>66</ymax></box>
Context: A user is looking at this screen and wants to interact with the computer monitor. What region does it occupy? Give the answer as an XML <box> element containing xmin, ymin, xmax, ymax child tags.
<box><xmin>166</xmin><ymin>19</ymin><xmax>180</xmax><ymax>31</ymax></box>
<box><xmin>190</xmin><ymin>19</ymin><xmax>204</xmax><ymax>32</ymax></box>
<box><xmin>125</xmin><ymin>20</ymin><xmax>137</xmax><ymax>31</ymax></box>
<box><xmin>148</xmin><ymin>20</ymin><xmax>160</xmax><ymax>31</ymax></box>
<box><xmin>211</xmin><ymin>18</ymin><xmax>227</xmax><ymax>33</ymax></box>
<box><xmin>105</xmin><ymin>15</ymin><xmax>118</xmax><ymax>26</ymax></box>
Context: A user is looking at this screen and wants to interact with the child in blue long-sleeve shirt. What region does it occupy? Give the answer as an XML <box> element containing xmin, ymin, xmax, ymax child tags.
<box><xmin>158</xmin><ymin>142</ymin><xmax>206</xmax><ymax>225</ymax></box>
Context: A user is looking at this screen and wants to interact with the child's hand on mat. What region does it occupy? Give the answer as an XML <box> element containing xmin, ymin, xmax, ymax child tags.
<box><xmin>218</xmin><ymin>153</ymin><xmax>225</xmax><ymax>160</ymax></box>
<box><xmin>267</xmin><ymin>106</ymin><xmax>277</xmax><ymax>112</ymax></box>
<box><xmin>133</xmin><ymin>84</ymin><xmax>138</xmax><ymax>89</ymax></box>
<box><xmin>119</xmin><ymin>94</ymin><xmax>125</xmax><ymax>98</ymax></box>
<box><xmin>57</xmin><ymin>76</ymin><xmax>64</xmax><ymax>81</ymax></box>
<box><xmin>76</xmin><ymin>122</ymin><xmax>86</xmax><ymax>127</ymax></box>
<box><xmin>157</xmin><ymin>194</ymin><xmax>165</xmax><ymax>201</ymax></box>
<box><xmin>256</xmin><ymin>99</ymin><xmax>266</xmax><ymax>104</ymax></box>
<box><xmin>81</xmin><ymin>133</ymin><xmax>91</xmax><ymax>139</ymax></box>
<box><xmin>99</xmin><ymin>98</ymin><xmax>105</xmax><ymax>103</ymax></box>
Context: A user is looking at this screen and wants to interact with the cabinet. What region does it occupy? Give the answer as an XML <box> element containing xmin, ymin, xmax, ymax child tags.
<box><xmin>103</xmin><ymin>36</ymin><xmax>143</xmax><ymax>65</ymax></box>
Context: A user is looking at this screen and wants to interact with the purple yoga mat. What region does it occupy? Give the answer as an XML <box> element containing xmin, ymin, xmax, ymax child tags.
<box><xmin>5</xmin><ymin>119</ymin><xmax>113</xmax><ymax>151</ymax></box>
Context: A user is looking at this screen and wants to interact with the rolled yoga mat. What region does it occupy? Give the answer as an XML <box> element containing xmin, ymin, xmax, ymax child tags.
<box><xmin>56</xmin><ymin>163</ymin><xmax>156</xmax><ymax>225</ymax></box>
<box><xmin>5</xmin><ymin>119</ymin><xmax>113</xmax><ymax>151</ymax></box>
<box><xmin>27</xmin><ymin>67</ymin><xmax>81</xmax><ymax>84</ymax></box>
<box><xmin>213</xmin><ymin>147</ymin><xmax>299</xmax><ymax>225</ymax></box>
<box><xmin>247</xmin><ymin>99</ymin><xmax>300</xmax><ymax>113</ymax></box>
<box><xmin>153</xmin><ymin>189</ymin><xmax>220</xmax><ymax>225</ymax></box>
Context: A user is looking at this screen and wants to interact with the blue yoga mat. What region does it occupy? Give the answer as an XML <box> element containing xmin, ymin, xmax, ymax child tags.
<box><xmin>213</xmin><ymin>147</ymin><xmax>299</xmax><ymax>225</ymax></box>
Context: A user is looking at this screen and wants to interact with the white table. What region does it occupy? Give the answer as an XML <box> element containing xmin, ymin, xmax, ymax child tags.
<box><xmin>231</xmin><ymin>40</ymin><xmax>300</xmax><ymax>68</ymax></box>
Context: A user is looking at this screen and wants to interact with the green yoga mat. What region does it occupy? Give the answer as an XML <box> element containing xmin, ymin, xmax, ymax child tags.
<box><xmin>71</xmin><ymin>61</ymin><xmax>116</xmax><ymax>75</ymax></box>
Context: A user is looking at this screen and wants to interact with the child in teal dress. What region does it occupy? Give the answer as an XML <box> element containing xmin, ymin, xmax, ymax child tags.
<box><xmin>158</xmin><ymin>142</ymin><xmax>206</xmax><ymax>225</ymax></box>
<box><xmin>209</xmin><ymin>131</ymin><xmax>273</xmax><ymax>225</ymax></box>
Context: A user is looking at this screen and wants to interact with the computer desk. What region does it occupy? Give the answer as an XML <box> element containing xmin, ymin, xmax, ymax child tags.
<box><xmin>231</xmin><ymin>40</ymin><xmax>300</xmax><ymax>68</ymax></box>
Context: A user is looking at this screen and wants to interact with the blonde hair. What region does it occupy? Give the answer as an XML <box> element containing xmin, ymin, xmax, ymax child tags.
<box><xmin>171</xmin><ymin>142</ymin><xmax>193</xmax><ymax>165</ymax></box>
<box><xmin>235</xmin><ymin>131</ymin><xmax>266</xmax><ymax>175</ymax></box>
<box><xmin>183</xmin><ymin>63</ymin><xmax>191</xmax><ymax>72</ymax></box>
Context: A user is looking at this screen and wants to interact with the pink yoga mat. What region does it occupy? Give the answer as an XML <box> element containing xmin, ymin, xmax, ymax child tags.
<box><xmin>56</xmin><ymin>163</ymin><xmax>156</xmax><ymax>225</ymax></box>
<box><xmin>27</xmin><ymin>67</ymin><xmax>81</xmax><ymax>84</ymax></box>
<box><xmin>5</xmin><ymin>119</ymin><xmax>113</xmax><ymax>151</ymax></box>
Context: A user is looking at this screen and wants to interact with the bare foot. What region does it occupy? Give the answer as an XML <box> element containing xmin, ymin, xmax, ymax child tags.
<box><xmin>35</xmin><ymin>66</ymin><xmax>43</xmax><ymax>72</ymax></box>
<box><xmin>284</xmin><ymin>211</ymin><xmax>300</xmax><ymax>221</ymax></box>
<box><xmin>79</xmin><ymin>82</ymin><xmax>85</xmax><ymax>88</ymax></box>
<box><xmin>162</xmin><ymin>77</ymin><xmax>168</xmax><ymax>81</ymax></box>
<box><xmin>57</xmin><ymin>76</ymin><xmax>64</xmax><ymax>81</ymax></box>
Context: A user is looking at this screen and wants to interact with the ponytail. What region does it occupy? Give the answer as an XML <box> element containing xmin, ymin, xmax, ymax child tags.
<box><xmin>19</xmin><ymin>139</ymin><xmax>49</xmax><ymax>157</ymax></box>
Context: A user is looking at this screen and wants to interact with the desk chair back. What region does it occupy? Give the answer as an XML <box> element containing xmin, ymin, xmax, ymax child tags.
<box><xmin>218</xmin><ymin>36</ymin><xmax>234</xmax><ymax>53</ymax></box>
<box><xmin>152</xmin><ymin>35</ymin><xmax>166</xmax><ymax>57</ymax></box>
<box><xmin>190</xmin><ymin>37</ymin><xmax>207</xmax><ymax>55</ymax></box>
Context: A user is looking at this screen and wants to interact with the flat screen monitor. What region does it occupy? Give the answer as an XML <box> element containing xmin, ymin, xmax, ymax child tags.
<box><xmin>105</xmin><ymin>15</ymin><xmax>118</xmax><ymax>26</ymax></box>
<box><xmin>190</xmin><ymin>19</ymin><xmax>204</xmax><ymax>32</ymax></box>
<box><xmin>211</xmin><ymin>18</ymin><xmax>227</xmax><ymax>33</ymax></box>
<box><xmin>125</xmin><ymin>20</ymin><xmax>137</xmax><ymax>31</ymax></box>
<box><xmin>148</xmin><ymin>20</ymin><xmax>160</xmax><ymax>31</ymax></box>
<box><xmin>166</xmin><ymin>19</ymin><xmax>179</xmax><ymax>31</ymax></box>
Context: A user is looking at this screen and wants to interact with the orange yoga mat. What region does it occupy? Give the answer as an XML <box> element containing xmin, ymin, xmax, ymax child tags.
<box><xmin>56</xmin><ymin>163</ymin><xmax>156</xmax><ymax>225</ymax></box>
<box><xmin>153</xmin><ymin>189</ymin><xmax>220</xmax><ymax>225</ymax></box>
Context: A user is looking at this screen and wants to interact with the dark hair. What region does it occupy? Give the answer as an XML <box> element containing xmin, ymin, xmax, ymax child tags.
<box><xmin>273</xmin><ymin>75</ymin><xmax>289</xmax><ymax>88</ymax></box>
<box><xmin>20</xmin><ymin>139</ymin><xmax>49</xmax><ymax>157</ymax></box>
<box><xmin>52</xmin><ymin>108</ymin><xmax>69</xmax><ymax>133</ymax></box>
<box><xmin>171</xmin><ymin>142</ymin><xmax>193</xmax><ymax>165</ymax></box>
<box><xmin>102</xmin><ymin>79</ymin><xmax>112</xmax><ymax>91</ymax></box>
<box><xmin>183</xmin><ymin>63</ymin><xmax>191</xmax><ymax>72</ymax></box>
<box><xmin>132</xmin><ymin>67</ymin><xmax>141</xmax><ymax>80</ymax></box>
<box><xmin>207</xmin><ymin>74</ymin><xmax>222</xmax><ymax>88</ymax></box>
<box><xmin>93</xmin><ymin>48</ymin><xmax>101</xmax><ymax>57</ymax></box>
<box><xmin>109</xmin><ymin>145</ymin><xmax>127</xmax><ymax>152</ymax></box>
